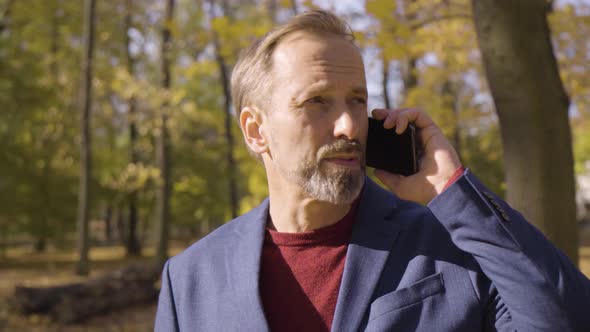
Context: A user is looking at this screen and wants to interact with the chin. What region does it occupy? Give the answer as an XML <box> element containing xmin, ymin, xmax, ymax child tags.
<box><xmin>307</xmin><ymin>170</ymin><xmax>365</xmax><ymax>205</ymax></box>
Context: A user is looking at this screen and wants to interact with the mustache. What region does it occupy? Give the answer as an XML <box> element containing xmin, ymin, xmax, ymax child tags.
<box><xmin>319</xmin><ymin>139</ymin><xmax>363</xmax><ymax>159</ymax></box>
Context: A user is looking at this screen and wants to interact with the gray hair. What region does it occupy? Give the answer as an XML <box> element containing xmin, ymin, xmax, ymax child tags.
<box><xmin>230</xmin><ymin>9</ymin><xmax>355</xmax><ymax>120</ymax></box>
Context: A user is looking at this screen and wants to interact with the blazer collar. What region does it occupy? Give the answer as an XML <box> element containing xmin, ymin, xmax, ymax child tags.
<box><xmin>225</xmin><ymin>177</ymin><xmax>401</xmax><ymax>332</ymax></box>
<box><xmin>331</xmin><ymin>178</ymin><xmax>401</xmax><ymax>332</ymax></box>
<box><xmin>227</xmin><ymin>198</ymin><xmax>270</xmax><ymax>332</ymax></box>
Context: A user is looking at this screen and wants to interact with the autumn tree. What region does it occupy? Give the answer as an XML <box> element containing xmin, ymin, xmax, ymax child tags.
<box><xmin>4</xmin><ymin>0</ymin><xmax>586</xmax><ymax>270</ymax></box>
<box><xmin>550</xmin><ymin>3</ymin><xmax>590</xmax><ymax>176</ymax></box>
<box><xmin>155</xmin><ymin>0</ymin><xmax>175</xmax><ymax>266</ymax></box>
<box><xmin>209</xmin><ymin>0</ymin><xmax>239</xmax><ymax>219</ymax></box>
<box><xmin>76</xmin><ymin>0</ymin><xmax>97</xmax><ymax>276</ymax></box>
<box><xmin>361</xmin><ymin>0</ymin><xmax>505</xmax><ymax>195</ymax></box>
<box><xmin>472</xmin><ymin>0</ymin><xmax>578</xmax><ymax>262</ymax></box>
<box><xmin>124</xmin><ymin>0</ymin><xmax>142</xmax><ymax>256</ymax></box>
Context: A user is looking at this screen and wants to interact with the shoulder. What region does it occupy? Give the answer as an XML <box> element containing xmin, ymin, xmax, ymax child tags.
<box><xmin>365</xmin><ymin>178</ymin><xmax>473</xmax><ymax>256</ymax></box>
<box><xmin>167</xmin><ymin>198</ymin><xmax>269</xmax><ymax>276</ymax></box>
<box><xmin>361</xmin><ymin>179</ymin><xmax>461</xmax><ymax>259</ymax></box>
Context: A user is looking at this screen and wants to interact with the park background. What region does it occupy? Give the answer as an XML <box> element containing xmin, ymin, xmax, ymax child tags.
<box><xmin>2</xmin><ymin>0</ymin><xmax>590</xmax><ymax>330</ymax></box>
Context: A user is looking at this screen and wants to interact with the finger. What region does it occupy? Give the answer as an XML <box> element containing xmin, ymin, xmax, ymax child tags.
<box><xmin>402</xmin><ymin>108</ymin><xmax>435</xmax><ymax>131</ymax></box>
<box><xmin>396</xmin><ymin>112</ymin><xmax>409</xmax><ymax>134</ymax></box>
<box><xmin>383</xmin><ymin>111</ymin><xmax>398</xmax><ymax>129</ymax></box>
<box><xmin>390</xmin><ymin>108</ymin><xmax>420</xmax><ymax>133</ymax></box>
<box><xmin>371</xmin><ymin>109</ymin><xmax>388</xmax><ymax>120</ymax></box>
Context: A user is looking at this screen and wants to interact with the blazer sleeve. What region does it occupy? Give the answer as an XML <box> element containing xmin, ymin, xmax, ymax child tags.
<box><xmin>155</xmin><ymin>260</ymin><xmax>180</xmax><ymax>332</ymax></box>
<box><xmin>427</xmin><ymin>169</ymin><xmax>590</xmax><ymax>332</ymax></box>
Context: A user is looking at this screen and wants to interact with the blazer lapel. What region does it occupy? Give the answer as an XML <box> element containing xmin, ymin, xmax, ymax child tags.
<box><xmin>331</xmin><ymin>178</ymin><xmax>401</xmax><ymax>332</ymax></box>
<box><xmin>226</xmin><ymin>199</ymin><xmax>270</xmax><ymax>332</ymax></box>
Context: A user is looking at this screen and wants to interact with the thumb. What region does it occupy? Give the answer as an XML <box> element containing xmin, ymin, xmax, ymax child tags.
<box><xmin>374</xmin><ymin>169</ymin><xmax>432</xmax><ymax>204</ymax></box>
<box><xmin>374</xmin><ymin>169</ymin><xmax>406</xmax><ymax>196</ymax></box>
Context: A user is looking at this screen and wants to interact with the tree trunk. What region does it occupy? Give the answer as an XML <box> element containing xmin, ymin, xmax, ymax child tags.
<box><xmin>32</xmin><ymin>0</ymin><xmax>62</xmax><ymax>254</ymax></box>
<box><xmin>13</xmin><ymin>263</ymin><xmax>161</xmax><ymax>323</ymax></box>
<box><xmin>471</xmin><ymin>0</ymin><xmax>578</xmax><ymax>262</ymax></box>
<box><xmin>34</xmin><ymin>162</ymin><xmax>50</xmax><ymax>252</ymax></box>
<box><xmin>0</xmin><ymin>220</ymin><xmax>6</xmax><ymax>258</ymax></box>
<box><xmin>216</xmin><ymin>47</ymin><xmax>238</xmax><ymax>219</ymax></box>
<box><xmin>399</xmin><ymin>0</ymin><xmax>417</xmax><ymax>103</ymax></box>
<box><xmin>76</xmin><ymin>0</ymin><xmax>97</xmax><ymax>276</ymax></box>
<box><xmin>116</xmin><ymin>207</ymin><xmax>125</xmax><ymax>243</ymax></box>
<box><xmin>0</xmin><ymin>0</ymin><xmax>14</xmax><ymax>32</ymax></box>
<box><xmin>382</xmin><ymin>55</ymin><xmax>391</xmax><ymax>109</ymax></box>
<box><xmin>266</xmin><ymin>0</ymin><xmax>277</xmax><ymax>23</ymax></box>
<box><xmin>401</xmin><ymin>58</ymin><xmax>417</xmax><ymax>100</ymax></box>
<box><xmin>124</xmin><ymin>0</ymin><xmax>141</xmax><ymax>256</ymax></box>
<box><xmin>103</xmin><ymin>203</ymin><xmax>112</xmax><ymax>243</ymax></box>
<box><xmin>50</xmin><ymin>0</ymin><xmax>60</xmax><ymax>81</ymax></box>
<box><xmin>155</xmin><ymin>0</ymin><xmax>175</xmax><ymax>266</ymax></box>
<box><xmin>290</xmin><ymin>0</ymin><xmax>298</xmax><ymax>15</ymax></box>
<box><xmin>441</xmin><ymin>80</ymin><xmax>462</xmax><ymax>159</ymax></box>
<box><xmin>210</xmin><ymin>1</ymin><xmax>239</xmax><ymax>219</ymax></box>
<box><xmin>33</xmin><ymin>237</ymin><xmax>47</xmax><ymax>252</ymax></box>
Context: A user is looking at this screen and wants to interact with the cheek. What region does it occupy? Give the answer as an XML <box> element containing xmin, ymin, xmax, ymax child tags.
<box><xmin>269</xmin><ymin>112</ymin><xmax>333</xmax><ymax>158</ymax></box>
<box><xmin>268</xmin><ymin>120</ymin><xmax>305</xmax><ymax>157</ymax></box>
<box><xmin>355</xmin><ymin>113</ymin><xmax>369</xmax><ymax>142</ymax></box>
<box><xmin>360</xmin><ymin>124</ymin><xmax>369</xmax><ymax>145</ymax></box>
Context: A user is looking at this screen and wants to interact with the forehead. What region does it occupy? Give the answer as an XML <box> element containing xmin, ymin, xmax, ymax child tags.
<box><xmin>271</xmin><ymin>31</ymin><xmax>366</xmax><ymax>85</ymax></box>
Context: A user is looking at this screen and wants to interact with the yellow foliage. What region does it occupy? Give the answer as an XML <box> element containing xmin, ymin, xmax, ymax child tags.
<box><xmin>212</xmin><ymin>14</ymin><xmax>271</xmax><ymax>61</ymax></box>
<box><xmin>164</xmin><ymin>18</ymin><xmax>180</xmax><ymax>37</ymax></box>
<box><xmin>550</xmin><ymin>3</ymin><xmax>590</xmax><ymax>118</ymax></box>
<box><xmin>100</xmin><ymin>163</ymin><xmax>160</xmax><ymax>193</ymax></box>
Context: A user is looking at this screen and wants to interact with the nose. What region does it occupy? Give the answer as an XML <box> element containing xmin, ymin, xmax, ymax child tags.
<box><xmin>333</xmin><ymin>107</ymin><xmax>360</xmax><ymax>140</ymax></box>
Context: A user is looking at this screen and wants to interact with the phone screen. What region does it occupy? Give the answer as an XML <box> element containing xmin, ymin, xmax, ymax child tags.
<box><xmin>366</xmin><ymin>118</ymin><xmax>418</xmax><ymax>176</ymax></box>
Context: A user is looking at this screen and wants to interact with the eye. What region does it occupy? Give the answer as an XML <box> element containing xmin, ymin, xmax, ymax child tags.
<box><xmin>307</xmin><ymin>96</ymin><xmax>326</xmax><ymax>104</ymax></box>
<box><xmin>352</xmin><ymin>96</ymin><xmax>367</xmax><ymax>105</ymax></box>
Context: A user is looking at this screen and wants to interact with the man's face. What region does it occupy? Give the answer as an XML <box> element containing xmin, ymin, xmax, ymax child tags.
<box><xmin>263</xmin><ymin>31</ymin><xmax>368</xmax><ymax>204</ymax></box>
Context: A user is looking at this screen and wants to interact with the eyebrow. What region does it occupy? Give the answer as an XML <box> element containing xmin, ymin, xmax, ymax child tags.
<box><xmin>291</xmin><ymin>84</ymin><xmax>368</xmax><ymax>105</ymax></box>
<box><xmin>352</xmin><ymin>87</ymin><xmax>368</xmax><ymax>95</ymax></box>
<box><xmin>301</xmin><ymin>84</ymin><xmax>367</xmax><ymax>95</ymax></box>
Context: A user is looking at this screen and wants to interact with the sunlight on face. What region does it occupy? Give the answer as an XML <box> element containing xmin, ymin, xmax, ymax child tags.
<box><xmin>265</xmin><ymin>32</ymin><xmax>368</xmax><ymax>204</ymax></box>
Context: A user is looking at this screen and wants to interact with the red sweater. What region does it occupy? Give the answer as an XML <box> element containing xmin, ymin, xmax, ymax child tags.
<box><xmin>260</xmin><ymin>202</ymin><xmax>357</xmax><ymax>332</ymax></box>
<box><xmin>259</xmin><ymin>167</ymin><xmax>464</xmax><ymax>331</ymax></box>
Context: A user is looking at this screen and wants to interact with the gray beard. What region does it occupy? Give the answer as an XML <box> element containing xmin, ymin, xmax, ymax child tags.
<box><xmin>299</xmin><ymin>163</ymin><xmax>365</xmax><ymax>204</ymax></box>
<box><xmin>271</xmin><ymin>137</ymin><xmax>366</xmax><ymax>204</ymax></box>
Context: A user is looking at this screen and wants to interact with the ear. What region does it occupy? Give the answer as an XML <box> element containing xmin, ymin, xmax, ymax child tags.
<box><xmin>240</xmin><ymin>106</ymin><xmax>269</xmax><ymax>155</ymax></box>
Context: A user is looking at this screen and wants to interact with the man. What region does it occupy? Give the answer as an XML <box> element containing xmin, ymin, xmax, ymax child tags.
<box><xmin>155</xmin><ymin>10</ymin><xmax>590</xmax><ymax>332</ymax></box>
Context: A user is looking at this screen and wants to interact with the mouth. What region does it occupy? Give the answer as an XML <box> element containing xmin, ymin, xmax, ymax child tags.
<box><xmin>322</xmin><ymin>155</ymin><xmax>361</xmax><ymax>168</ymax></box>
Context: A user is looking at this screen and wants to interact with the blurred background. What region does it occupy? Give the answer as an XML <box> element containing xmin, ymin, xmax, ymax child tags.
<box><xmin>1</xmin><ymin>0</ymin><xmax>590</xmax><ymax>330</ymax></box>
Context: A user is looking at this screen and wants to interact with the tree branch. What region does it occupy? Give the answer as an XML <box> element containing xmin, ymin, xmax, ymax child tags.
<box><xmin>0</xmin><ymin>0</ymin><xmax>15</xmax><ymax>32</ymax></box>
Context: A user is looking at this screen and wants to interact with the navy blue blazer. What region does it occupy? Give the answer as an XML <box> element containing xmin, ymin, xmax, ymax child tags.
<box><xmin>155</xmin><ymin>170</ymin><xmax>590</xmax><ymax>331</ymax></box>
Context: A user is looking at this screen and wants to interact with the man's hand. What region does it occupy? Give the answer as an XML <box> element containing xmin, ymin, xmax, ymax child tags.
<box><xmin>371</xmin><ymin>108</ymin><xmax>462</xmax><ymax>205</ymax></box>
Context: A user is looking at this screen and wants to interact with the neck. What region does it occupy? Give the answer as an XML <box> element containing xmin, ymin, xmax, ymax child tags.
<box><xmin>266</xmin><ymin>174</ymin><xmax>352</xmax><ymax>233</ymax></box>
<box><xmin>268</xmin><ymin>193</ymin><xmax>351</xmax><ymax>233</ymax></box>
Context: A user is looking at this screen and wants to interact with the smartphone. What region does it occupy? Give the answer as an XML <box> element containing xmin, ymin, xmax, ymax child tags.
<box><xmin>366</xmin><ymin>118</ymin><xmax>419</xmax><ymax>176</ymax></box>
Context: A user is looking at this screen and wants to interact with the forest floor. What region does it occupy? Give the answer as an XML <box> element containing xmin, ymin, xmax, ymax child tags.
<box><xmin>1</xmin><ymin>230</ymin><xmax>590</xmax><ymax>332</ymax></box>
<box><xmin>0</xmin><ymin>242</ymin><xmax>191</xmax><ymax>332</ymax></box>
